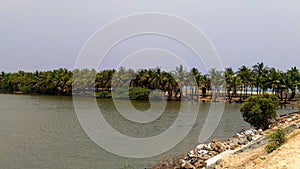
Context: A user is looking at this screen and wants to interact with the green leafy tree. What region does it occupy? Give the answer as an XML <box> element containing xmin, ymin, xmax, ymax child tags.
<box><xmin>240</xmin><ymin>93</ymin><xmax>278</xmax><ymax>129</ymax></box>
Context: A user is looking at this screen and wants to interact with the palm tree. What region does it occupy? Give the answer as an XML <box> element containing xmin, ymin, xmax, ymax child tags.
<box><xmin>174</xmin><ymin>65</ymin><xmax>188</xmax><ymax>99</ymax></box>
<box><xmin>287</xmin><ymin>66</ymin><xmax>300</xmax><ymax>100</ymax></box>
<box><xmin>278</xmin><ymin>72</ymin><xmax>289</xmax><ymax>103</ymax></box>
<box><xmin>199</xmin><ymin>74</ymin><xmax>210</xmax><ymax>97</ymax></box>
<box><xmin>237</xmin><ymin>65</ymin><xmax>252</xmax><ymax>99</ymax></box>
<box><xmin>151</xmin><ymin>67</ymin><xmax>163</xmax><ymax>90</ymax></box>
<box><xmin>225</xmin><ymin>67</ymin><xmax>234</xmax><ymax>101</ymax></box>
<box><xmin>208</xmin><ymin>68</ymin><xmax>225</xmax><ymax>101</ymax></box>
<box><xmin>268</xmin><ymin>67</ymin><xmax>281</xmax><ymax>94</ymax></box>
<box><xmin>252</xmin><ymin>62</ymin><xmax>265</xmax><ymax>94</ymax></box>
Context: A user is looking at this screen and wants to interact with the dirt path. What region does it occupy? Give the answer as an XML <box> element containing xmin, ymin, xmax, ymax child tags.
<box><xmin>216</xmin><ymin>129</ymin><xmax>300</xmax><ymax>169</ymax></box>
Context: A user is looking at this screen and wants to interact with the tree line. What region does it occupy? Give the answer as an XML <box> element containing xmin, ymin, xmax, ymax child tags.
<box><xmin>0</xmin><ymin>62</ymin><xmax>299</xmax><ymax>102</ymax></box>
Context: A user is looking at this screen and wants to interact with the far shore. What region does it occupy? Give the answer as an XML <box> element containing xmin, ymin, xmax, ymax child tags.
<box><xmin>1</xmin><ymin>91</ymin><xmax>300</xmax><ymax>107</ymax></box>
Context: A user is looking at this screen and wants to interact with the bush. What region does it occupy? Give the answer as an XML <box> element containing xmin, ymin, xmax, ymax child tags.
<box><xmin>112</xmin><ymin>87</ymin><xmax>150</xmax><ymax>100</ymax></box>
<box><xmin>19</xmin><ymin>85</ymin><xmax>31</xmax><ymax>93</ymax></box>
<box><xmin>94</xmin><ymin>91</ymin><xmax>112</xmax><ymax>98</ymax></box>
<box><xmin>240</xmin><ymin>94</ymin><xmax>278</xmax><ymax>129</ymax></box>
<box><xmin>265</xmin><ymin>128</ymin><xmax>286</xmax><ymax>153</ymax></box>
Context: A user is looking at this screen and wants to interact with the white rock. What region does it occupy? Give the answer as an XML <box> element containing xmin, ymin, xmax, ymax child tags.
<box><xmin>198</xmin><ymin>150</ymin><xmax>208</xmax><ymax>154</ymax></box>
<box><xmin>196</xmin><ymin>144</ymin><xmax>205</xmax><ymax>150</ymax></box>
<box><xmin>236</xmin><ymin>133</ymin><xmax>243</xmax><ymax>137</ymax></box>
<box><xmin>245</xmin><ymin>130</ymin><xmax>253</xmax><ymax>136</ymax></box>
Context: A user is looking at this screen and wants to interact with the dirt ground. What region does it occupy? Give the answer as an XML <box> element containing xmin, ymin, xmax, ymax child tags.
<box><xmin>216</xmin><ymin>128</ymin><xmax>300</xmax><ymax>169</ymax></box>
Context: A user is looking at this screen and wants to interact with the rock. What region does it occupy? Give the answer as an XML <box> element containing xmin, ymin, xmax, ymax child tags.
<box><xmin>246</xmin><ymin>135</ymin><xmax>252</xmax><ymax>141</ymax></box>
<box><xmin>205</xmin><ymin>143</ymin><xmax>212</xmax><ymax>150</ymax></box>
<box><xmin>200</xmin><ymin>154</ymin><xmax>211</xmax><ymax>160</ymax></box>
<box><xmin>245</xmin><ymin>129</ymin><xmax>253</xmax><ymax>136</ymax></box>
<box><xmin>194</xmin><ymin>160</ymin><xmax>206</xmax><ymax>168</ymax></box>
<box><xmin>229</xmin><ymin>142</ymin><xmax>239</xmax><ymax>150</ymax></box>
<box><xmin>182</xmin><ymin>162</ymin><xmax>196</xmax><ymax>169</ymax></box>
<box><xmin>253</xmin><ymin>158</ymin><xmax>261</xmax><ymax>164</ymax></box>
<box><xmin>236</xmin><ymin>133</ymin><xmax>243</xmax><ymax>137</ymax></box>
<box><xmin>211</xmin><ymin>139</ymin><xmax>217</xmax><ymax>143</ymax></box>
<box><xmin>259</xmin><ymin>156</ymin><xmax>266</xmax><ymax>160</ymax></box>
<box><xmin>215</xmin><ymin>141</ymin><xmax>224</xmax><ymax>148</ymax></box>
<box><xmin>231</xmin><ymin>138</ymin><xmax>239</xmax><ymax>145</ymax></box>
<box><xmin>208</xmin><ymin>151</ymin><xmax>218</xmax><ymax>157</ymax></box>
<box><xmin>198</xmin><ymin>149</ymin><xmax>208</xmax><ymax>154</ymax></box>
<box><xmin>159</xmin><ymin>162</ymin><xmax>169</xmax><ymax>169</ymax></box>
<box><xmin>238</xmin><ymin>137</ymin><xmax>247</xmax><ymax>145</ymax></box>
<box><xmin>210</xmin><ymin>143</ymin><xmax>217</xmax><ymax>151</ymax></box>
<box><xmin>214</xmin><ymin>141</ymin><xmax>226</xmax><ymax>153</ymax></box>
<box><xmin>188</xmin><ymin>150</ymin><xmax>196</xmax><ymax>158</ymax></box>
<box><xmin>196</xmin><ymin>144</ymin><xmax>205</xmax><ymax>150</ymax></box>
<box><xmin>252</xmin><ymin>134</ymin><xmax>262</xmax><ymax>141</ymax></box>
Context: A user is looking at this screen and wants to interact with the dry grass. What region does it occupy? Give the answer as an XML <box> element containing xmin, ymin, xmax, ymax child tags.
<box><xmin>216</xmin><ymin>128</ymin><xmax>300</xmax><ymax>169</ymax></box>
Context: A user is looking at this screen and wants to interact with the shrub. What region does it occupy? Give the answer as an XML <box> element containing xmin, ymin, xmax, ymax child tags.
<box><xmin>94</xmin><ymin>91</ymin><xmax>112</xmax><ymax>98</ymax></box>
<box><xmin>19</xmin><ymin>85</ymin><xmax>31</xmax><ymax>93</ymax></box>
<box><xmin>240</xmin><ymin>94</ymin><xmax>278</xmax><ymax>129</ymax></box>
<box><xmin>265</xmin><ymin>128</ymin><xmax>286</xmax><ymax>153</ymax></box>
<box><xmin>112</xmin><ymin>87</ymin><xmax>150</xmax><ymax>100</ymax></box>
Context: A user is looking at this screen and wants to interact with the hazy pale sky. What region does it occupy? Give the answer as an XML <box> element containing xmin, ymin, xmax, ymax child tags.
<box><xmin>1</xmin><ymin>0</ymin><xmax>299</xmax><ymax>72</ymax></box>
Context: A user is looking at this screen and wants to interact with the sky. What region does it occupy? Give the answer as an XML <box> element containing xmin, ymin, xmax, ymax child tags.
<box><xmin>1</xmin><ymin>0</ymin><xmax>300</xmax><ymax>73</ymax></box>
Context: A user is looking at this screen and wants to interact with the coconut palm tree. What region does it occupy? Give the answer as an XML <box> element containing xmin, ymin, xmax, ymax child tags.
<box><xmin>252</xmin><ymin>62</ymin><xmax>265</xmax><ymax>94</ymax></box>
<box><xmin>287</xmin><ymin>66</ymin><xmax>300</xmax><ymax>100</ymax></box>
<box><xmin>268</xmin><ymin>67</ymin><xmax>281</xmax><ymax>94</ymax></box>
<box><xmin>237</xmin><ymin>65</ymin><xmax>252</xmax><ymax>99</ymax></box>
<box><xmin>225</xmin><ymin>67</ymin><xmax>234</xmax><ymax>101</ymax></box>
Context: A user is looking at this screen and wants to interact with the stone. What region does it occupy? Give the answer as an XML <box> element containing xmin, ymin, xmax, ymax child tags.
<box><xmin>215</xmin><ymin>141</ymin><xmax>224</xmax><ymax>148</ymax></box>
<box><xmin>238</xmin><ymin>137</ymin><xmax>247</xmax><ymax>145</ymax></box>
<box><xmin>198</xmin><ymin>149</ymin><xmax>208</xmax><ymax>154</ymax></box>
<box><xmin>188</xmin><ymin>150</ymin><xmax>196</xmax><ymax>158</ymax></box>
<box><xmin>200</xmin><ymin>154</ymin><xmax>211</xmax><ymax>160</ymax></box>
<box><xmin>194</xmin><ymin>160</ymin><xmax>206</xmax><ymax>168</ymax></box>
<box><xmin>231</xmin><ymin>138</ymin><xmax>239</xmax><ymax>145</ymax></box>
<box><xmin>206</xmin><ymin>143</ymin><xmax>212</xmax><ymax>150</ymax></box>
<box><xmin>218</xmin><ymin>146</ymin><xmax>225</xmax><ymax>153</ymax></box>
<box><xmin>259</xmin><ymin>156</ymin><xmax>266</xmax><ymax>160</ymax></box>
<box><xmin>196</xmin><ymin>144</ymin><xmax>205</xmax><ymax>150</ymax></box>
<box><xmin>210</xmin><ymin>143</ymin><xmax>217</xmax><ymax>151</ymax></box>
<box><xmin>183</xmin><ymin>162</ymin><xmax>196</xmax><ymax>169</ymax></box>
<box><xmin>253</xmin><ymin>158</ymin><xmax>261</xmax><ymax>164</ymax></box>
<box><xmin>247</xmin><ymin>135</ymin><xmax>252</xmax><ymax>141</ymax></box>
<box><xmin>159</xmin><ymin>162</ymin><xmax>169</xmax><ymax>169</ymax></box>
<box><xmin>245</xmin><ymin>129</ymin><xmax>253</xmax><ymax>136</ymax></box>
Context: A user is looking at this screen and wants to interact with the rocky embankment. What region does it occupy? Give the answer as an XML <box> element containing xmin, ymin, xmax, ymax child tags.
<box><xmin>179</xmin><ymin>128</ymin><xmax>264</xmax><ymax>169</ymax></box>
<box><xmin>152</xmin><ymin>112</ymin><xmax>300</xmax><ymax>169</ymax></box>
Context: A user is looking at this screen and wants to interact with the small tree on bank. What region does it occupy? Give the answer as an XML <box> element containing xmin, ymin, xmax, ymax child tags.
<box><xmin>240</xmin><ymin>94</ymin><xmax>278</xmax><ymax>130</ymax></box>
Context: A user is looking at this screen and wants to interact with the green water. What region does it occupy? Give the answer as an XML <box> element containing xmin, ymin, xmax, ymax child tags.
<box><xmin>0</xmin><ymin>94</ymin><xmax>296</xmax><ymax>169</ymax></box>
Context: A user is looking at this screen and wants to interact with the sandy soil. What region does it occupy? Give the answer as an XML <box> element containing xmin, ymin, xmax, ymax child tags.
<box><xmin>216</xmin><ymin>128</ymin><xmax>300</xmax><ymax>169</ymax></box>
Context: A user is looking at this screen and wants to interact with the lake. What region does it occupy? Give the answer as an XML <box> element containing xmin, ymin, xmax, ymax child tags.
<box><xmin>0</xmin><ymin>94</ymin><xmax>296</xmax><ymax>169</ymax></box>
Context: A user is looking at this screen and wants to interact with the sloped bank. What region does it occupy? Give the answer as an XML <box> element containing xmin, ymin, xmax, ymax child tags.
<box><xmin>152</xmin><ymin>112</ymin><xmax>300</xmax><ymax>169</ymax></box>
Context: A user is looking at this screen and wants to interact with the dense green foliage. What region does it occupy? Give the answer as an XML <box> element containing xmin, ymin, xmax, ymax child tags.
<box><xmin>0</xmin><ymin>68</ymin><xmax>73</xmax><ymax>95</ymax></box>
<box><xmin>240</xmin><ymin>94</ymin><xmax>278</xmax><ymax>129</ymax></box>
<box><xmin>112</xmin><ymin>87</ymin><xmax>151</xmax><ymax>100</ymax></box>
<box><xmin>0</xmin><ymin>62</ymin><xmax>299</xmax><ymax>100</ymax></box>
<box><xmin>265</xmin><ymin>128</ymin><xmax>287</xmax><ymax>153</ymax></box>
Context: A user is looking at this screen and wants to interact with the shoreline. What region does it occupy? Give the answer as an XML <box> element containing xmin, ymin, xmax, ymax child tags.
<box><xmin>152</xmin><ymin>111</ymin><xmax>300</xmax><ymax>169</ymax></box>
<box><xmin>1</xmin><ymin>92</ymin><xmax>300</xmax><ymax>106</ymax></box>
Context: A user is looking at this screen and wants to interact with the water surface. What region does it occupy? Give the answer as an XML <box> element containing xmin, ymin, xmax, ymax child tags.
<box><xmin>0</xmin><ymin>94</ymin><xmax>296</xmax><ymax>168</ymax></box>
